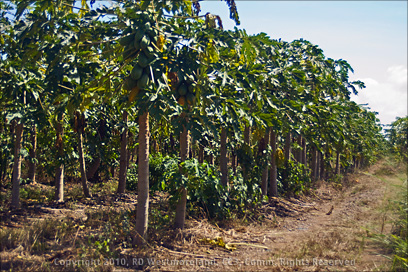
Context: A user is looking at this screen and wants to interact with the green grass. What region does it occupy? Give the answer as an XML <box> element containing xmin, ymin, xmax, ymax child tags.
<box><xmin>370</xmin><ymin>158</ymin><xmax>407</xmax><ymax>271</ymax></box>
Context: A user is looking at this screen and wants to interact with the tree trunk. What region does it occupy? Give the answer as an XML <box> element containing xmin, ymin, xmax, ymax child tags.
<box><xmin>335</xmin><ymin>151</ymin><xmax>340</xmax><ymax>175</ymax></box>
<box><xmin>269</xmin><ymin>130</ymin><xmax>278</xmax><ymax>197</ymax></box>
<box><xmin>319</xmin><ymin>151</ymin><xmax>325</xmax><ymax>180</ymax></box>
<box><xmin>311</xmin><ymin>145</ymin><xmax>317</xmax><ymax>182</ymax></box>
<box><xmin>261</xmin><ymin>128</ymin><xmax>270</xmax><ymax>196</ymax></box>
<box><xmin>135</xmin><ymin>111</ymin><xmax>150</xmax><ymax>245</ymax></box>
<box><xmin>27</xmin><ymin>125</ymin><xmax>37</xmax><ymax>183</ymax></box>
<box><xmin>55</xmin><ymin>117</ymin><xmax>64</xmax><ymax>202</ymax></box>
<box><xmin>232</xmin><ymin>149</ymin><xmax>237</xmax><ymax>176</ymax></box>
<box><xmin>0</xmin><ymin>121</ymin><xmax>6</xmax><ymax>185</ymax></box>
<box><xmin>301</xmin><ymin>138</ymin><xmax>307</xmax><ymax>167</ymax></box>
<box><xmin>208</xmin><ymin>142</ymin><xmax>214</xmax><ymax>165</ymax></box>
<box><xmin>242</xmin><ymin>124</ymin><xmax>251</xmax><ymax>179</ymax></box>
<box><xmin>127</xmin><ymin>132</ymin><xmax>133</xmax><ymax>169</ymax></box>
<box><xmin>284</xmin><ymin>132</ymin><xmax>291</xmax><ymax>162</ymax></box>
<box><xmin>55</xmin><ymin>165</ymin><xmax>64</xmax><ymax>202</ymax></box>
<box><xmin>117</xmin><ymin>111</ymin><xmax>128</xmax><ymax>194</ymax></box>
<box><xmin>175</xmin><ymin>115</ymin><xmax>189</xmax><ymax>229</ymax></box>
<box><xmin>11</xmin><ymin>121</ymin><xmax>23</xmax><ymax>209</ymax></box>
<box><xmin>316</xmin><ymin>150</ymin><xmax>320</xmax><ymax>180</ymax></box>
<box><xmin>110</xmin><ymin>166</ymin><xmax>115</xmax><ymax>178</ymax></box>
<box><xmin>296</xmin><ymin>135</ymin><xmax>302</xmax><ymax>163</ymax></box>
<box><xmin>78</xmin><ymin>130</ymin><xmax>91</xmax><ymax>198</ymax></box>
<box><xmin>198</xmin><ymin>145</ymin><xmax>204</xmax><ymax>164</ymax></box>
<box><xmin>220</xmin><ymin>127</ymin><xmax>228</xmax><ymax>187</ymax></box>
<box><xmin>86</xmin><ymin>157</ymin><xmax>101</xmax><ymax>180</ymax></box>
<box><xmin>244</xmin><ymin>124</ymin><xmax>251</xmax><ymax>146</ymax></box>
<box><xmin>170</xmin><ymin>133</ymin><xmax>175</xmax><ymax>153</ymax></box>
<box><xmin>282</xmin><ymin>132</ymin><xmax>291</xmax><ymax>191</ymax></box>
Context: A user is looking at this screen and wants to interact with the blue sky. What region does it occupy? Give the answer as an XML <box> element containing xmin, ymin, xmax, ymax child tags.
<box><xmin>199</xmin><ymin>1</ymin><xmax>408</xmax><ymax>126</ymax></box>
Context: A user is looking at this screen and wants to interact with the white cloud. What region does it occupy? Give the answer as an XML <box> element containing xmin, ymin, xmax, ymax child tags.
<box><xmin>351</xmin><ymin>65</ymin><xmax>408</xmax><ymax>126</ymax></box>
<box><xmin>387</xmin><ymin>65</ymin><xmax>407</xmax><ymax>86</ymax></box>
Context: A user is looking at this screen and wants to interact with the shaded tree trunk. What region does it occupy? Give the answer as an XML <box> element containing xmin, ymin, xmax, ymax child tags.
<box><xmin>242</xmin><ymin>124</ymin><xmax>251</xmax><ymax>178</ymax></box>
<box><xmin>27</xmin><ymin>125</ymin><xmax>37</xmax><ymax>183</ymax></box>
<box><xmin>198</xmin><ymin>145</ymin><xmax>204</xmax><ymax>163</ymax></box>
<box><xmin>335</xmin><ymin>151</ymin><xmax>340</xmax><ymax>175</ymax></box>
<box><xmin>75</xmin><ymin>112</ymin><xmax>91</xmax><ymax>197</ymax></box>
<box><xmin>244</xmin><ymin>124</ymin><xmax>251</xmax><ymax>146</ymax></box>
<box><xmin>282</xmin><ymin>132</ymin><xmax>291</xmax><ymax>191</ymax></box>
<box><xmin>110</xmin><ymin>166</ymin><xmax>115</xmax><ymax>178</ymax></box>
<box><xmin>175</xmin><ymin>114</ymin><xmax>189</xmax><ymax>229</ymax></box>
<box><xmin>0</xmin><ymin>121</ymin><xmax>7</xmax><ymax>186</ymax></box>
<box><xmin>86</xmin><ymin>157</ymin><xmax>101</xmax><ymax>180</ymax></box>
<box><xmin>55</xmin><ymin>116</ymin><xmax>64</xmax><ymax>202</ymax></box>
<box><xmin>11</xmin><ymin>120</ymin><xmax>23</xmax><ymax>209</ymax></box>
<box><xmin>231</xmin><ymin>149</ymin><xmax>237</xmax><ymax>176</ymax></box>
<box><xmin>319</xmin><ymin>151</ymin><xmax>325</xmax><ymax>180</ymax></box>
<box><xmin>220</xmin><ymin>127</ymin><xmax>228</xmax><ymax>187</ymax></box>
<box><xmin>311</xmin><ymin>145</ymin><xmax>317</xmax><ymax>182</ymax></box>
<box><xmin>135</xmin><ymin>112</ymin><xmax>150</xmax><ymax>245</ymax></box>
<box><xmin>269</xmin><ymin>130</ymin><xmax>278</xmax><ymax>197</ymax></box>
<box><xmin>261</xmin><ymin>128</ymin><xmax>270</xmax><ymax>196</ymax></box>
<box><xmin>315</xmin><ymin>150</ymin><xmax>320</xmax><ymax>180</ymax></box>
<box><xmin>117</xmin><ymin>111</ymin><xmax>128</xmax><ymax>194</ymax></box>
<box><xmin>301</xmin><ymin>138</ymin><xmax>307</xmax><ymax>167</ymax></box>
<box><xmin>295</xmin><ymin>135</ymin><xmax>302</xmax><ymax>162</ymax></box>
<box><xmin>208</xmin><ymin>142</ymin><xmax>214</xmax><ymax>165</ymax></box>
<box><xmin>78</xmin><ymin>130</ymin><xmax>91</xmax><ymax>197</ymax></box>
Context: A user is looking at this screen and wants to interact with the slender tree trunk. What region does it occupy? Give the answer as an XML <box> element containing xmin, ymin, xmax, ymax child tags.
<box><xmin>117</xmin><ymin>111</ymin><xmax>129</xmax><ymax>194</ymax></box>
<box><xmin>135</xmin><ymin>112</ymin><xmax>150</xmax><ymax>245</ymax></box>
<box><xmin>175</xmin><ymin>114</ymin><xmax>189</xmax><ymax>229</ymax></box>
<box><xmin>282</xmin><ymin>132</ymin><xmax>291</xmax><ymax>191</ymax></box>
<box><xmin>55</xmin><ymin>165</ymin><xmax>64</xmax><ymax>201</ymax></box>
<box><xmin>232</xmin><ymin>149</ymin><xmax>237</xmax><ymax>176</ymax></box>
<box><xmin>78</xmin><ymin>130</ymin><xmax>91</xmax><ymax>197</ymax></box>
<box><xmin>319</xmin><ymin>151</ymin><xmax>325</xmax><ymax>180</ymax></box>
<box><xmin>27</xmin><ymin>125</ymin><xmax>37</xmax><ymax>183</ymax></box>
<box><xmin>316</xmin><ymin>150</ymin><xmax>320</xmax><ymax>180</ymax></box>
<box><xmin>301</xmin><ymin>138</ymin><xmax>307</xmax><ymax>167</ymax></box>
<box><xmin>170</xmin><ymin>133</ymin><xmax>175</xmax><ymax>153</ymax></box>
<box><xmin>208</xmin><ymin>142</ymin><xmax>214</xmax><ymax>165</ymax></box>
<box><xmin>220</xmin><ymin>127</ymin><xmax>228</xmax><ymax>187</ymax></box>
<box><xmin>311</xmin><ymin>145</ymin><xmax>317</xmax><ymax>182</ymax></box>
<box><xmin>242</xmin><ymin>124</ymin><xmax>251</xmax><ymax>179</ymax></box>
<box><xmin>110</xmin><ymin>166</ymin><xmax>115</xmax><ymax>178</ymax></box>
<box><xmin>335</xmin><ymin>151</ymin><xmax>340</xmax><ymax>175</ymax></box>
<box><xmin>127</xmin><ymin>132</ymin><xmax>133</xmax><ymax>170</ymax></box>
<box><xmin>198</xmin><ymin>145</ymin><xmax>204</xmax><ymax>163</ymax></box>
<box><xmin>54</xmin><ymin>115</ymin><xmax>65</xmax><ymax>202</ymax></box>
<box><xmin>294</xmin><ymin>135</ymin><xmax>301</xmax><ymax>162</ymax></box>
<box><xmin>269</xmin><ymin>130</ymin><xmax>278</xmax><ymax>197</ymax></box>
<box><xmin>189</xmin><ymin>138</ymin><xmax>194</xmax><ymax>159</ymax></box>
<box><xmin>244</xmin><ymin>124</ymin><xmax>251</xmax><ymax>146</ymax></box>
<box><xmin>261</xmin><ymin>128</ymin><xmax>270</xmax><ymax>196</ymax></box>
<box><xmin>0</xmin><ymin>121</ymin><xmax>6</xmax><ymax>185</ymax></box>
<box><xmin>11</xmin><ymin>121</ymin><xmax>23</xmax><ymax>209</ymax></box>
<box><xmin>284</xmin><ymin>132</ymin><xmax>291</xmax><ymax>162</ymax></box>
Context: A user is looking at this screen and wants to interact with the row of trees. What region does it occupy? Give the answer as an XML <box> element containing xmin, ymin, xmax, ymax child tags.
<box><xmin>1</xmin><ymin>0</ymin><xmax>384</xmax><ymax>245</ymax></box>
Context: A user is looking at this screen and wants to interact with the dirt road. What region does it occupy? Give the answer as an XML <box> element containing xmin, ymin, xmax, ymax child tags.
<box><xmin>144</xmin><ymin>159</ymin><xmax>405</xmax><ymax>272</ymax></box>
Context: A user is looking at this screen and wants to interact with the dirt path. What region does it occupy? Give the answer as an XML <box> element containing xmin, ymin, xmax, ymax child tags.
<box><xmin>144</xmin><ymin>159</ymin><xmax>405</xmax><ymax>272</ymax></box>
<box><xmin>1</xmin><ymin>159</ymin><xmax>405</xmax><ymax>272</ymax></box>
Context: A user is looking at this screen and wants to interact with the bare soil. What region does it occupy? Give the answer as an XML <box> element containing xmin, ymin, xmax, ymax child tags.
<box><xmin>0</xmin><ymin>158</ymin><xmax>405</xmax><ymax>272</ymax></box>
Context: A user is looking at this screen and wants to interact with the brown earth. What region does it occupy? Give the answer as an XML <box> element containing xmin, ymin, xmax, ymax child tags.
<box><xmin>0</xmin><ymin>158</ymin><xmax>405</xmax><ymax>272</ymax></box>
